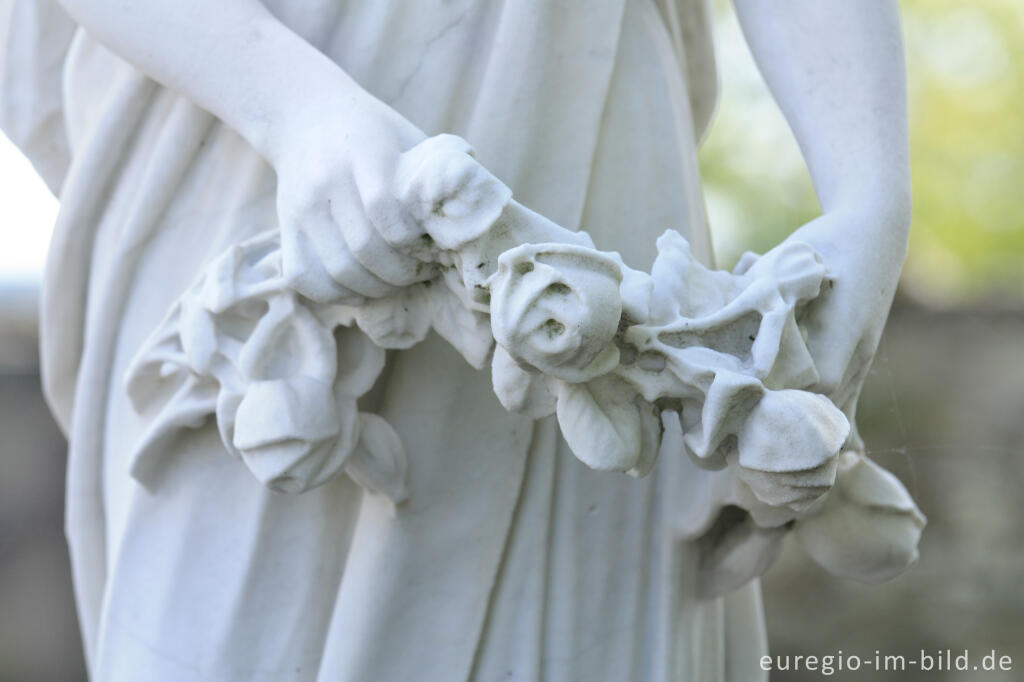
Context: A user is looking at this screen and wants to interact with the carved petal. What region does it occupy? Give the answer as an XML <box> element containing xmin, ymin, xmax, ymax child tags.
<box><xmin>648</xmin><ymin>230</ymin><xmax>739</xmax><ymax>321</ymax></box>
<box><xmin>232</xmin><ymin>377</ymin><xmax>341</xmax><ymax>451</ymax></box>
<box><xmin>764</xmin><ymin>315</ymin><xmax>819</xmax><ymax>390</ymax></box>
<box><xmin>730</xmin><ymin>455</ymin><xmax>839</xmax><ymax>513</ymax></box>
<box><xmin>749</xmin><ymin>239</ymin><xmax>827</xmax><ymax>306</ymax></box>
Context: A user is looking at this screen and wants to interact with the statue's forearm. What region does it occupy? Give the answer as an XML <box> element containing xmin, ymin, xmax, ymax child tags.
<box><xmin>733</xmin><ymin>0</ymin><xmax>911</xmax><ymax>228</ymax></box>
<box><xmin>56</xmin><ymin>0</ymin><xmax>379</xmax><ymax>166</ymax></box>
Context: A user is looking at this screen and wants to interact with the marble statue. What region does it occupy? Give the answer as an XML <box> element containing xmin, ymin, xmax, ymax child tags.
<box><xmin>1</xmin><ymin>0</ymin><xmax>925</xmax><ymax>679</ymax></box>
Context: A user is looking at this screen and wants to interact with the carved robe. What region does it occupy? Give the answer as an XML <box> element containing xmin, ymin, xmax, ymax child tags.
<box><xmin>2</xmin><ymin>0</ymin><xmax>772</xmax><ymax>679</ymax></box>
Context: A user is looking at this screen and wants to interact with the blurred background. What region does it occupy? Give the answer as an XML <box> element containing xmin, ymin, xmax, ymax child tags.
<box><xmin>1</xmin><ymin>1</ymin><xmax>1022</xmax><ymax>680</ymax></box>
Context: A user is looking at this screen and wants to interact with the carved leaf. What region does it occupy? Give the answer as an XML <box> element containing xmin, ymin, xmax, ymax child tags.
<box><xmin>627</xmin><ymin>398</ymin><xmax>663</xmax><ymax>478</ymax></box>
<box><xmin>334</xmin><ymin>326</ymin><xmax>387</xmax><ymax>397</ymax></box>
<box><xmin>491</xmin><ymin>344</ymin><xmax>556</xmax><ymax>418</ymax></box>
<box><xmin>428</xmin><ymin>283</ymin><xmax>494</xmax><ymax>370</ymax></box>
<box><xmin>129</xmin><ymin>374</ymin><xmax>218</xmax><ymax>490</ymax></box>
<box><xmin>695</xmin><ymin>506</ymin><xmax>787</xmax><ymax>598</ymax></box>
<box><xmin>353</xmin><ymin>283</ymin><xmax>431</xmax><ymax>349</ymax></box>
<box><xmin>345</xmin><ymin>412</ymin><xmax>409</xmax><ymax>505</ymax></box>
<box><xmin>555</xmin><ymin>375</ymin><xmax>641</xmax><ymax>471</ymax></box>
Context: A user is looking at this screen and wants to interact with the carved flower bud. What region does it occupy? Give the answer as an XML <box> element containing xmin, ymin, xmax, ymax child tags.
<box><xmin>490</xmin><ymin>243</ymin><xmax>622</xmax><ymax>383</ymax></box>
<box><xmin>794</xmin><ymin>451</ymin><xmax>926</xmax><ymax>583</ymax></box>
<box><xmin>232</xmin><ymin>376</ymin><xmax>358</xmax><ymax>494</ymax></box>
<box><xmin>728</xmin><ymin>388</ymin><xmax>850</xmax><ymax>516</ymax></box>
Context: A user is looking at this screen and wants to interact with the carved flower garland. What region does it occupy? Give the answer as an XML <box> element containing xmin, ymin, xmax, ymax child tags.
<box><xmin>125</xmin><ymin>133</ymin><xmax>924</xmax><ymax>585</ymax></box>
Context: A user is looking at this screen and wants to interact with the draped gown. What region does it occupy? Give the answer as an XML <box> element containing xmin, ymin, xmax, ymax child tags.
<box><xmin>1</xmin><ymin>0</ymin><xmax>771</xmax><ymax>679</ymax></box>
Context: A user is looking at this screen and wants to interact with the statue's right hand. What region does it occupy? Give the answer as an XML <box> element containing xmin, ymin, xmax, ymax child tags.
<box><xmin>273</xmin><ymin>100</ymin><xmax>514</xmax><ymax>305</ymax></box>
<box><xmin>273</xmin><ymin>100</ymin><xmax>433</xmax><ymax>303</ymax></box>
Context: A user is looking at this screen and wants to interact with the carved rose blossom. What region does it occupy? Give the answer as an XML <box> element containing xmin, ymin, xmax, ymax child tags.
<box><xmin>489</xmin><ymin>243</ymin><xmax>622</xmax><ymax>383</ymax></box>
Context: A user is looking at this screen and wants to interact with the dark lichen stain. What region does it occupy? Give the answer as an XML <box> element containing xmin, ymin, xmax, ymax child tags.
<box><xmin>542</xmin><ymin>318</ymin><xmax>566</xmax><ymax>337</ymax></box>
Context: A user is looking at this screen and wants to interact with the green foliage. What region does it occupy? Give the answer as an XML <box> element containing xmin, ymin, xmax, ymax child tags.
<box><xmin>700</xmin><ymin>0</ymin><xmax>1024</xmax><ymax>303</ymax></box>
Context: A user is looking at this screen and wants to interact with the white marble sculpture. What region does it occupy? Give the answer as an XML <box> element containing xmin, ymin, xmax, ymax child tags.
<box><xmin>1</xmin><ymin>0</ymin><xmax>924</xmax><ymax>680</ymax></box>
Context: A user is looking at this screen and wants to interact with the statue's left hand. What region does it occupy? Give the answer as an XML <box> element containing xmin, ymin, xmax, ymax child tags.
<box><xmin>751</xmin><ymin>202</ymin><xmax>910</xmax><ymax>416</ymax></box>
<box><xmin>748</xmin><ymin>203</ymin><xmax>926</xmax><ymax>584</ymax></box>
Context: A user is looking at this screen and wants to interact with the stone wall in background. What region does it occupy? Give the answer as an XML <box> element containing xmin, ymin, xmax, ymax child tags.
<box><xmin>0</xmin><ymin>372</ymin><xmax>83</xmax><ymax>682</ymax></box>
